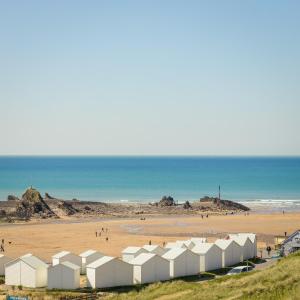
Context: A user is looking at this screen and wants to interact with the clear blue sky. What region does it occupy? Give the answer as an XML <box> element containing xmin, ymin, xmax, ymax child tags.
<box><xmin>0</xmin><ymin>0</ymin><xmax>299</xmax><ymax>155</ymax></box>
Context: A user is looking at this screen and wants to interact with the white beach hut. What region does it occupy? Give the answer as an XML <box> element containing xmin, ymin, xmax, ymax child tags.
<box><xmin>48</xmin><ymin>261</ymin><xmax>80</xmax><ymax>290</ymax></box>
<box><xmin>87</xmin><ymin>256</ymin><xmax>133</xmax><ymax>288</ymax></box>
<box><xmin>190</xmin><ymin>237</ymin><xmax>207</xmax><ymax>244</ymax></box>
<box><xmin>164</xmin><ymin>242</ymin><xmax>179</xmax><ymax>249</ymax></box>
<box><xmin>215</xmin><ymin>239</ymin><xmax>243</xmax><ymax>268</ymax></box>
<box><xmin>178</xmin><ymin>240</ymin><xmax>195</xmax><ymax>249</ymax></box>
<box><xmin>143</xmin><ymin>245</ymin><xmax>167</xmax><ymax>256</ymax></box>
<box><xmin>192</xmin><ymin>243</ymin><xmax>223</xmax><ymax>272</ymax></box>
<box><xmin>79</xmin><ymin>249</ymin><xmax>104</xmax><ymax>274</ymax></box>
<box><xmin>162</xmin><ymin>248</ymin><xmax>200</xmax><ymax>278</ymax></box>
<box><xmin>5</xmin><ymin>254</ymin><xmax>48</xmax><ymax>288</ymax></box>
<box><xmin>52</xmin><ymin>251</ymin><xmax>81</xmax><ymax>269</ymax></box>
<box><xmin>122</xmin><ymin>246</ymin><xmax>147</xmax><ymax>263</ymax></box>
<box><xmin>229</xmin><ymin>233</ymin><xmax>257</xmax><ymax>258</ymax></box>
<box><xmin>130</xmin><ymin>253</ymin><xmax>170</xmax><ymax>284</ymax></box>
<box><xmin>229</xmin><ymin>236</ymin><xmax>253</xmax><ymax>261</ymax></box>
<box><xmin>0</xmin><ymin>254</ymin><xmax>12</xmax><ymax>276</ymax></box>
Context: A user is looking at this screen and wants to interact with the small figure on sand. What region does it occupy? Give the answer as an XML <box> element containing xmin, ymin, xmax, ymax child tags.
<box><xmin>266</xmin><ymin>245</ymin><xmax>272</xmax><ymax>257</ymax></box>
<box><xmin>106</xmin><ymin>237</ymin><xmax>109</xmax><ymax>242</ymax></box>
<box><xmin>0</xmin><ymin>239</ymin><xmax>4</xmax><ymax>252</ymax></box>
<box><xmin>95</xmin><ymin>231</ymin><xmax>98</xmax><ymax>237</ymax></box>
<box><xmin>163</xmin><ymin>241</ymin><xmax>166</xmax><ymax>247</ymax></box>
<box><xmin>149</xmin><ymin>240</ymin><xmax>152</xmax><ymax>245</ymax></box>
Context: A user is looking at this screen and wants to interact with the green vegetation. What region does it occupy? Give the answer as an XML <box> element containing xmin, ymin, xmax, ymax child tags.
<box><xmin>105</xmin><ymin>252</ymin><xmax>300</xmax><ymax>300</ymax></box>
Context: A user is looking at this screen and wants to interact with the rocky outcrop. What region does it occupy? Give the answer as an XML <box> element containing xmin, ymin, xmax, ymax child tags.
<box><xmin>45</xmin><ymin>192</ymin><xmax>55</xmax><ymax>200</ymax></box>
<box><xmin>57</xmin><ymin>201</ymin><xmax>78</xmax><ymax>215</ymax></box>
<box><xmin>199</xmin><ymin>196</ymin><xmax>250</xmax><ymax>211</ymax></box>
<box><xmin>158</xmin><ymin>196</ymin><xmax>176</xmax><ymax>207</ymax></box>
<box><xmin>183</xmin><ymin>201</ymin><xmax>192</xmax><ymax>209</ymax></box>
<box><xmin>7</xmin><ymin>195</ymin><xmax>20</xmax><ymax>201</ymax></box>
<box><xmin>15</xmin><ymin>187</ymin><xmax>57</xmax><ymax>219</ymax></box>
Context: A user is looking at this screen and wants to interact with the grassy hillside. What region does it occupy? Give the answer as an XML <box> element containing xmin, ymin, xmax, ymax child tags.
<box><xmin>105</xmin><ymin>252</ymin><xmax>300</xmax><ymax>300</ymax></box>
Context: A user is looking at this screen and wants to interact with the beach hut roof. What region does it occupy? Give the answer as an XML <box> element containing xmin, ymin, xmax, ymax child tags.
<box><xmin>9</xmin><ymin>255</ymin><xmax>48</xmax><ymax>269</ymax></box>
<box><xmin>23</xmin><ymin>256</ymin><xmax>47</xmax><ymax>269</ymax></box>
<box><xmin>192</xmin><ymin>243</ymin><xmax>216</xmax><ymax>254</ymax></box>
<box><xmin>52</xmin><ymin>251</ymin><xmax>71</xmax><ymax>258</ymax></box>
<box><xmin>21</xmin><ymin>253</ymin><xmax>33</xmax><ymax>258</ymax></box>
<box><xmin>163</xmin><ymin>247</ymin><xmax>186</xmax><ymax>259</ymax></box>
<box><xmin>190</xmin><ymin>237</ymin><xmax>207</xmax><ymax>243</ymax></box>
<box><xmin>61</xmin><ymin>261</ymin><xmax>80</xmax><ymax>270</ymax></box>
<box><xmin>215</xmin><ymin>239</ymin><xmax>234</xmax><ymax>250</ymax></box>
<box><xmin>143</xmin><ymin>245</ymin><xmax>161</xmax><ymax>252</ymax></box>
<box><xmin>230</xmin><ymin>236</ymin><xmax>251</xmax><ymax>246</ymax></box>
<box><xmin>79</xmin><ymin>249</ymin><xmax>99</xmax><ymax>257</ymax></box>
<box><xmin>87</xmin><ymin>256</ymin><xmax>115</xmax><ymax>269</ymax></box>
<box><xmin>122</xmin><ymin>246</ymin><xmax>143</xmax><ymax>254</ymax></box>
<box><xmin>130</xmin><ymin>253</ymin><xmax>156</xmax><ymax>265</ymax></box>
<box><xmin>229</xmin><ymin>233</ymin><xmax>256</xmax><ymax>243</ymax></box>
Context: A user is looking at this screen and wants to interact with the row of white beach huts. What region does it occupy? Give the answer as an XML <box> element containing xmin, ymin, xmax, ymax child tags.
<box><xmin>1</xmin><ymin>233</ymin><xmax>256</xmax><ymax>290</ymax></box>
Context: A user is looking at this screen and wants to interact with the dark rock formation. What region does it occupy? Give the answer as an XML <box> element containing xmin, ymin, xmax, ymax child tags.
<box><xmin>15</xmin><ymin>187</ymin><xmax>57</xmax><ymax>218</ymax></box>
<box><xmin>158</xmin><ymin>196</ymin><xmax>176</xmax><ymax>207</ymax></box>
<box><xmin>45</xmin><ymin>192</ymin><xmax>56</xmax><ymax>200</ymax></box>
<box><xmin>57</xmin><ymin>201</ymin><xmax>78</xmax><ymax>215</ymax></box>
<box><xmin>183</xmin><ymin>201</ymin><xmax>192</xmax><ymax>209</ymax></box>
<box><xmin>7</xmin><ymin>195</ymin><xmax>20</xmax><ymax>201</ymax></box>
<box><xmin>199</xmin><ymin>196</ymin><xmax>250</xmax><ymax>211</ymax></box>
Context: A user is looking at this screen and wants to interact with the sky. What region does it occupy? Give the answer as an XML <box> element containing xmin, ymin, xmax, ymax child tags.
<box><xmin>0</xmin><ymin>0</ymin><xmax>299</xmax><ymax>156</ymax></box>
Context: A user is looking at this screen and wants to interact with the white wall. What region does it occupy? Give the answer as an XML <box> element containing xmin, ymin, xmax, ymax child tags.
<box><xmin>87</xmin><ymin>259</ymin><xmax>133</xmax><ymax>288</ymax></box>
<box><xmin>134</xmin><ymin>257</ymin><xmax>170</xmax><ymax>284</ymax></box>
<box><xmin>81</xmin><ymin>252</ymin><xmax>103</xmax><ymax>274</ymax></box>
<box><xmin>5</xmin><ymin>261</ymin><xmax>21</xmax><ymax>286</ymax></box>
<box><xmin>0</xmin><ymin>256</ymin><xmax>12</xmax><ymax>276</ymax></box>
<box><xmin>48</xmin><ymin>265</ymin><xmax>80</xmax><ymax>290</ymax></box>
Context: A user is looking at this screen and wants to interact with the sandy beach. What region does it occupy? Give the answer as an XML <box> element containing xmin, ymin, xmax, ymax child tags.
<box><xmin>0</xmin><ymin>211</ymin><xmax>298</xmax><ymax>262</ymax></box>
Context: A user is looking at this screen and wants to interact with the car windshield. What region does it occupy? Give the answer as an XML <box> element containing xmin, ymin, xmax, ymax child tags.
<box><xmin>228</xmin><ymin>269</ymin><xmax>242</xmax><ymax>274</ymax></box>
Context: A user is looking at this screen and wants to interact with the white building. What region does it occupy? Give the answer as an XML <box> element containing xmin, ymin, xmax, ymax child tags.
<box><xmin>87</xmin><ymin>256</ymin><xmax>133</xmax><ymax>288</ymax></box>
<box><xmin>52</xmin><ymin>251</ymin><xmax>81</xmax><ymax>270</ymax></box>
<box><xmin>162</xmin><ymin>248</ymin><xmax>199</xmax><ymax>278</ymax></box>
<box><xmin>143</xmin><ymin>245</ymin><xmax>167</xmax><ymax>256</ymax></box>
<box><xmin>176</xmin><ymin>240</ymin><xmax>194</xmax><ymax>249</ymax></box>
<box><xmin>79</xmin><ymin>249</ymin><xmax>104</xmax><ymax>274</ymax></box>
<box><xmin>5</xmin><ymin>254</ymin><xmax>48</xmax><ymax>288</ymax></box>
<box><xmin>48</xmin><ymin>261</ymin><xmax>80</xmax><ymax>290</ymax></box>
<box><xmin>122</xmin><ymin>246</ymin><xmax>147</xmax><ymax>263</ymax></box>
<box><xmin>229</xmin><ymin>233</ymin><xmax>257</xmax><ymax>257</ymax></box>
<box><xmin>130</xmin><ymin>253</ymin><xmax>170</xmax><ymax>284</ymax></box>
<box><xmin>164</xmin><ymin>242</ymin><xmax>179</xmax><ymax>249</ymax></box>
<box><xmin>215</xmin><ymin>239</ymin><xmax>243</xmax><ymax>267</ymax></box>
<box><xmin>192</xmin><ymin>243</ymin><xmax>223</xmax><ymax>272</ymax></box>
<box><xmin>229</xmin><ymin>236</ymin><xmax>254</xmax><ymax>261</ymax></box>
<box><xmin>0</xmin><ymin>254</ymin><xmax>12</xmax><ymax>276</ymax></box>
<box><xmin>190</xmin><ymin>237</ymin><xmax>207</xmax><ymax>244</ymax></box>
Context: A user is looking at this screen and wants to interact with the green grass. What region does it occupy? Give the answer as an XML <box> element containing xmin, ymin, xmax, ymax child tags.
<box><xmin>104</xmin><ymin>252</ymin><xmax>300</xmax><ymax>300</ymax></box>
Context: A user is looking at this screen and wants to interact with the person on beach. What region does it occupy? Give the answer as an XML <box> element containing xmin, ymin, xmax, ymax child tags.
<box><xmin>95</xmin><ymin>231</ymin><xmax>97</xmax><ymax>237</ymax></box>
<box><xmin>106</xmin><ymin>237</ymin><xmax>109</xmax><ymax>242</ymax></box>
<box><xmin>266</xmin><ymin>246</ymin><xmax>272</xmax><ymax>256</ymax></box>
<box><xmin>0</xmin><ymin>239</ymin><xmax>4</xmax><ymax>252</ymax></box>
<box><xmin>149</xmin><ymin>240</ymin><xmax>152</xmax><ymax>245</ymax></box>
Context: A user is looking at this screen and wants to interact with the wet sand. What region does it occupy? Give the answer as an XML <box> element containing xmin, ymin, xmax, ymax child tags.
<box><xmin>0</xmin><ymin>211</ymin><xmax>298</xmax><ymax>261</ymax></box>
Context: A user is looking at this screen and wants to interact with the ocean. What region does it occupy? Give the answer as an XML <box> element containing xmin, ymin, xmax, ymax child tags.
<box><xmin>0</xmin><ymin>156</ymin><xmax>300</xmax><ymax>208</ymax></box>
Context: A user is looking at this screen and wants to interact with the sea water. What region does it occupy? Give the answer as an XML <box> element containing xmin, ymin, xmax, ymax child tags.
<box><xmin>0</xmin><ymin>156</ymin><xmax>299</xmax><ymax>207</ymax></box>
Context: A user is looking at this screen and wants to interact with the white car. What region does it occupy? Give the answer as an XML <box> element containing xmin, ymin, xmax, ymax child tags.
<box><xmin>227</xmin><ymin>265</ymin><xmax>253</xmax><ymax>275</ymax></box>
